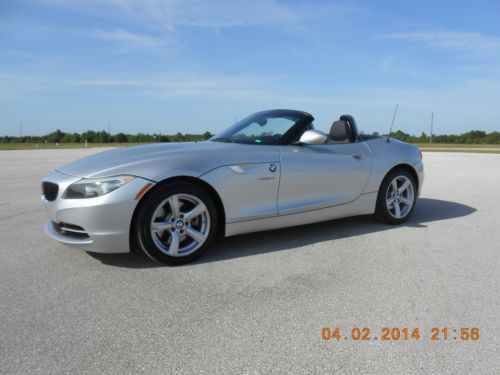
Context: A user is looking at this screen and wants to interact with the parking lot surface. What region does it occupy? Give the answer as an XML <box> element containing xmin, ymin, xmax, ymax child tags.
<box><xmin>1</xmin><ymin>149</ymin><xmax>499</xmax><ymax>374</ymax></box>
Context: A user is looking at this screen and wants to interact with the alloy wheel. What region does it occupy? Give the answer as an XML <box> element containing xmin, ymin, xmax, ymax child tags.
<box><xmin>150</xmin><ymin>193</ymin><xmax>210</xmax><ymax>257</ymax></box>
<box><xmin>385</xmin><ymin>175</ymin><xmax>415</xmax><ymax>219</ymax></box>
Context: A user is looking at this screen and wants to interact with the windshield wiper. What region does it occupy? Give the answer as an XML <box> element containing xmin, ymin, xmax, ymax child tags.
<box><xmin>211</xmin><ymin>137</ymin><xmax>255</xmax><ymax>144</ymax></box>
<box><xmin>210</xmin><ymin>137</ymin><xmax>232</xmax><ymax>142</ymax></box>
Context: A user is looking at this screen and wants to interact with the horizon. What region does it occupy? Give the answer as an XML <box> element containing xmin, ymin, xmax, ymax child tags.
<box><xmin>1</xmin><ymin>0</ymin><xmax>500</xmax><ymax>137</ymax></box>
<box><xmin>2</xmin><ymin>126</ymin><xmax>498</xmax><ymax>140</ymax></box>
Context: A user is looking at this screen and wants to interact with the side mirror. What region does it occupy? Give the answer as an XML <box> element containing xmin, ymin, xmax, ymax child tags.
<box><xmin>298</xmin><ymin>130</ymin><xmax>327</xmax><ymax>145</ymax></box>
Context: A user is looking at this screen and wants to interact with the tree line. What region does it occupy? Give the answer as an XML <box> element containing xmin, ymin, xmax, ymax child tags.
<box><xmin>383</xmin><ymin>130</ymin><xmax>499</xmax><ymax>144</ymax></box>
<box><xmin>1</xmin><ymin>128</ymin><xmax>498</xmax><ymax>144</ymax></box>
<box><xmin>0</xmin><ymin>130</ymin><xmax>213</xmax><ymax>144</ymax></box>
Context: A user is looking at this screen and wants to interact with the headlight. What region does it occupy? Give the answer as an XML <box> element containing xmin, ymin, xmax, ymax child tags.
<box><xmin>63</xmin><ymin>175</ymin><xmax>135</xmax><ymax>199</ymax></box>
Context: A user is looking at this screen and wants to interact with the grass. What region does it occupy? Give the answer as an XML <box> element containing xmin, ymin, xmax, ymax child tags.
<box><xmin>416</xmin><ymin>143</ymin><xmax>500</xmax><ymax>149</ymax></box>
<box><xmin>0</xmin><ymin>142</ymin><xmax>143</xmax><ymax>150</ymax></box>
<box><xmin>416</xmin><ymin>143</ymin><xmax>500</xmax><ymax>154</ymax></box>
<box><xmin>1</xmin><ymin>142</ymin><xmax>500</xmax><ymax>153</ymax></box>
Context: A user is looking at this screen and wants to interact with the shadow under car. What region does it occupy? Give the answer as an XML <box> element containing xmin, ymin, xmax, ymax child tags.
<box><xmin>87</xmin><ymin>198</ymin><xmax>476</xmax><ymax>268</ymax></box>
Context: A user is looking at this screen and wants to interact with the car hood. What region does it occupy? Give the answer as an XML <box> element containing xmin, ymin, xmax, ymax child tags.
<box><xmin>56</xmin><ymin>141</ymin><xmax>280</xmax><ymax>181</ymax></box>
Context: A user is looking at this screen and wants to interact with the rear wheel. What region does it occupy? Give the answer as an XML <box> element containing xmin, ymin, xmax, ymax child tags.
<box><xmin>375</xmin><ymin>168</ymin><xmax>417</xmax><ymax>224</ymax></box>
<box><xmin>134</xmin><ymin>182</ymin><xmax>218</xmax><ymax>265</ymax></box>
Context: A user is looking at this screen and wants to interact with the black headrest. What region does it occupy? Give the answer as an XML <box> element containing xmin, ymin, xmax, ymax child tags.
<box><xmin>330</xmin><ymin>120</ymin><xmax>351</xmax><ymax>142</ymax></box>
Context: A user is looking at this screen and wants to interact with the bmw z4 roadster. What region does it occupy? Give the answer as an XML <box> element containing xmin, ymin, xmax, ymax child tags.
<box><xmin>42</xmin><ymin>110</ymin><xmax>424</xmax><ymax>264</ymax></box>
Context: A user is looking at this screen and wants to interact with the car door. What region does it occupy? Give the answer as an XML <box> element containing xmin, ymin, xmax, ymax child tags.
<box><xmin>277</xmin><ymin>142</ymin><xmax>372</xmax><ymax>215</ymax></box>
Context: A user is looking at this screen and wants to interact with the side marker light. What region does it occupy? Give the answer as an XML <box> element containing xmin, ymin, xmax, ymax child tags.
<box><xmin>135</xmin><ymin>183</ymin><xmax>153</xmax><ymax>200</ymax></box>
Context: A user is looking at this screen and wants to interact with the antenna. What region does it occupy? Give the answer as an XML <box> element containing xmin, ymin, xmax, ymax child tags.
<box><xmin>108</xmin><ymin>121</ymin><xmax>111</xmax><ymax>143</ymax></box>
<box><xmin>386</xmin><ymin>104</ymin><xmax>399</xmax><ymax>143</ymax></box>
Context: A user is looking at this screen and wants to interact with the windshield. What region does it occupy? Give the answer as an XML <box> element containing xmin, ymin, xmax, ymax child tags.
<box><xmin>210</xmin><ymin>111</ymin><xmax>310</xmax><ymax>145</ymax></box>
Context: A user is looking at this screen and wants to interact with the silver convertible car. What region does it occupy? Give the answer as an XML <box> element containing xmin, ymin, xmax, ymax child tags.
<box><xmin>42</xmin><ymin>110</ymin><xmax>424</xmax><ymax>264</ymax></box>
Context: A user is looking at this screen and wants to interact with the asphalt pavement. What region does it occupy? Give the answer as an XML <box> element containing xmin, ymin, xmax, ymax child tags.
<box><xmin>1</xmin><ymin>149</ymin><xmax>499</xmax><ymax>374</ymax></box>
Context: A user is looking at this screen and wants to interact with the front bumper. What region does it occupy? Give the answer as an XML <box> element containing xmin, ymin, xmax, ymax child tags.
<box><xmin>42</xmin><ymin>170</ymin><xmax>153</xmax><ymax>253</ymax></box>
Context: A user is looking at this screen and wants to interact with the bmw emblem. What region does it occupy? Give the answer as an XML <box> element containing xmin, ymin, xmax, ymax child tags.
<box><xmin>269</xmin><ymin>164</ymin><xmax>277</xmax><ymax>173</ymax></box>
<box><xmin>175</xmin><ymin>220</ymin><xmax>185</xmax><ymax>230</ymax></box>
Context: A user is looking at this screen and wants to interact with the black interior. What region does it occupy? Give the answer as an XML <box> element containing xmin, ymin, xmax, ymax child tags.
<box><xmin>327</xmin><ymin>115</ymin><xmax>358</xmax><ymax>143</ymax></box>
<box><xmin>329</xmin><ymin>120</ymin><xmax>351</xmax><ymax>143</ymax></box>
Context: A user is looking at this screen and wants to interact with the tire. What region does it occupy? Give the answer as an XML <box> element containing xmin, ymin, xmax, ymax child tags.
<box><xmin>375</xmin><ymin>168</ymin><xmax>417</xmax><ymax>224</ymax></box>
<box><xmin>134</xmin><ymin>182</ymin><xmax>218</xmax><ymax>265</ymax></box>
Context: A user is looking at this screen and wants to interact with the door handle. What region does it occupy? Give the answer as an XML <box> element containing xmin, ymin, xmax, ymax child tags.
<box><xmin>352</xmin><ymin>153</ymin><xmax>366</xmax><ymax>160</ymax></box>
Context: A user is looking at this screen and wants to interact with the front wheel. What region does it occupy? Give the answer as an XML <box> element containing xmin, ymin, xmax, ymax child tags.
<box><xmin>134</xmin><ymin>182</ymin><xmax>218</xmax><ymax>265</ymax></box>
<box><xmin>375</xmin><ymin>168</ymin><xmax>417</xmax><ymax>224</ymax></box>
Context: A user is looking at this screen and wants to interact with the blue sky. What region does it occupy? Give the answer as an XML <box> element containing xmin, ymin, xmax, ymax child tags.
<box><xmin>1</xmin><ymin>0</ymin><xmax>499</xmax><ymax>136</ymax></box>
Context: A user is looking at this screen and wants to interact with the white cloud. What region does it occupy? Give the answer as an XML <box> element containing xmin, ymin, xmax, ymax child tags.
<box><xmin>35</xmin><ymin>0</ymin><xmax>360</xmax><ymax>53</ymax></box>
<box><xmin>464</xmin><ymin>78</ymin><xmax>500</xmax><ymax>91</ymax></box>
<box><xmin>83</xmin><ymin>28</ymin><xmax>169</xmax><ymax>49</ymax></box>
<box><xmin>41</xmin><ymin>0</ymin><xmax>358</xmax><ymax>31</ymax></box>
<box><xmin>70</xmin><ymin>78</ymin><xmax>145</xmax><ymax>86</ymax></box>
<box><xmin>3</xmin><ymin>70</ymin><xmax>500</xmax><ymax>134</ymax></box>
<box><xmin>68</xmin><ymin>73</ymin><xmax>281</xmax><ymax>101</ymax></box>
<box><xmin>378</xmin><ymin>31</ymin><xmax>500</xmax><ymax>60</ymax></box>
